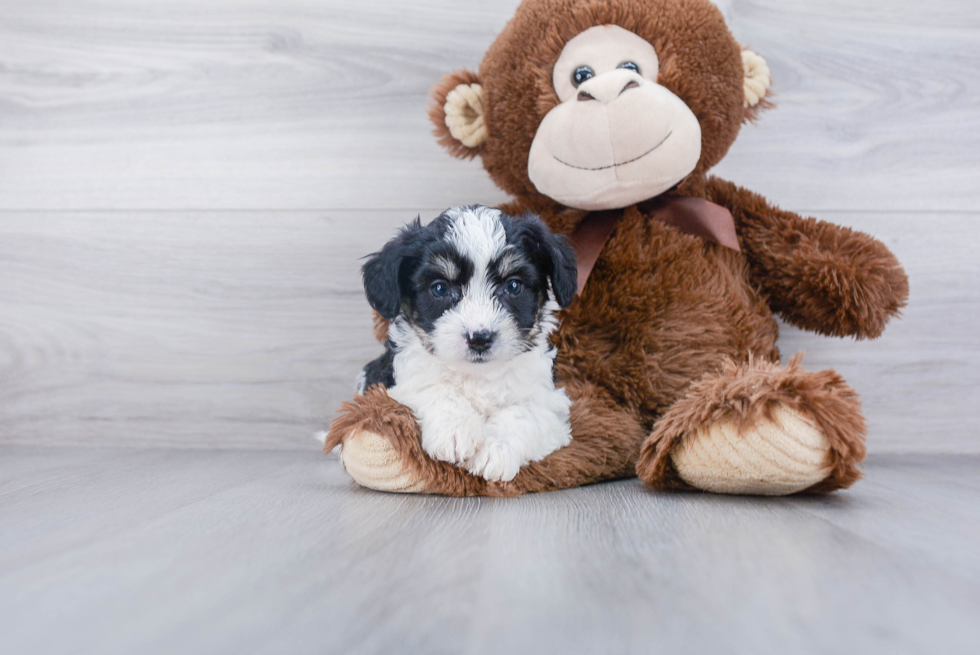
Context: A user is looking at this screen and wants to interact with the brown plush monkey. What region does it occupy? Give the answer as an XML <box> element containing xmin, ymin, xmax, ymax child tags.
<box><xmin>327</xmin><ymin>0</ymin><xmax>909</xmax><ymax>496</ymax></box>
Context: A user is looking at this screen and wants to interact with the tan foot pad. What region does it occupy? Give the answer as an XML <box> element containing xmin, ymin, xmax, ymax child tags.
<box><xmin>670</xmin><ymin>405</ymin><xmax>832</xmax><ymax>495</ymax></box>
<box><xmin>340</xmin><ymin>430</ymin><xmax>428</xmax><ymax>493</ymax></box>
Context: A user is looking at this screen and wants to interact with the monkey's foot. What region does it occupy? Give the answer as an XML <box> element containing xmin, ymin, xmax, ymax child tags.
<box><xmin>669</xmin><ymin>404</ymin><xmax>832</xmax><ymax>495</ymax></box>
<box><xmin>339</xmin><ymin>429</ymin><xmax>428</xmax><ymax>493</ymax></box>
<box><xmin>636</xmin><ymin>354</ymin><xmax>867</xmax><ymax>495</ymax></box>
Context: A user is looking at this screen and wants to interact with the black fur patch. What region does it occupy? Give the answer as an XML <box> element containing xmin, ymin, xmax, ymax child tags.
<box><xmin>360</xmin><ymin>345</ymin><xmax>396</xmax><ymax>391</ymax></box>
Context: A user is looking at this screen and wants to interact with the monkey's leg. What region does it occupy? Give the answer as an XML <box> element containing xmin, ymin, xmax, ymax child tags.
<box><xmin>636</xmin><ymin>354</ymin><xmax>866</xmax><ymax>495</ymax></box>
<box><xmin>326</xmin><ymin>382</ymin><xmax>646</xmax><ymax>497</ymax></box>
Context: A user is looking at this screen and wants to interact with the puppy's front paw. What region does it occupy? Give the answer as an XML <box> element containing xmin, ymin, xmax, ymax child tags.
<box><xmin>466</xmin><ymin>440</ymin><xmax>522</xmax><ymax>482</ymax></box>
<box><xmin>421</xmin><ymin>414</ymin><xmax>484</xmax><ymax>464</ymax></box>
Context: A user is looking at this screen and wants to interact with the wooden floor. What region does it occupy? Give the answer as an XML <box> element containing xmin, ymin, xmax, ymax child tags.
<box><xmin>2</xmin><ymin>447</ymin><xmax>979</xmax><ymax>654</ymax></box>
<box><xmin>1</xmin><ymin>0</ymin><xmax>979</xmax><ymax>652</ymax></box>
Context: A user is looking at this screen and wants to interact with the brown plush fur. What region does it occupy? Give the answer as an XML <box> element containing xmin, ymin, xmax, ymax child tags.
<box><xmin>328</xmin><ymin>381</ymin><xmax>646</xmax><ymax>496</ymax></box>
<box><xmin>334</xmin><ymin>0</ymin><xmax>909</xmax><ymax>496</ymax></box>
<box><xmin>707</xmin><ymin>178</ymin><xmax>909</xmax><ymax>339</ymax></box>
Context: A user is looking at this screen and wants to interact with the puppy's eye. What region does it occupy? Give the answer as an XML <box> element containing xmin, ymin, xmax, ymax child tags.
<box><xmin>572</xmin><ymin>66</ymin><xmax>594</xmax><ymax>87</ymax></box>
<box><xmin>430</xmin><ymin>281</ymin><xmax>450</xmax><ymax>299</ymax></box>
<box><xmin>618</xmin><ymin>61</ymin><xmax>640</xmax><ymax>74</ymax></box>
<box><xmin>503</xmin><ymin>279</ymin><xmax>523</xmax><ymax>296</ymax></box>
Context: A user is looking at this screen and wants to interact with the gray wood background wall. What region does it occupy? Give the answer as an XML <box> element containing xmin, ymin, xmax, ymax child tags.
<box><xmin>1</xmin><ymin>0</ymin><xmax>978</xmax><ymax>453</ymax></box>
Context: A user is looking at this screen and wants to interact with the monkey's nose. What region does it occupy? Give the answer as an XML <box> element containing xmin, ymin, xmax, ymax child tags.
<box><xmin>467</xmin><ymin>330</ymin><xmax>495</xmax><ymax>353</ymax></box>
<box><xmin>577</xmin><ymin>71</ymin><xmax>641</xmax><ymax>103</ymax></box>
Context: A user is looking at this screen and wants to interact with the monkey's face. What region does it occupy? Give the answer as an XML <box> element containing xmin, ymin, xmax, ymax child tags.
<box><xmin>429</xmin><ymin>0</ymin><xmax>772</xmax><ymax>216</ymax></box>
<box><xmin>527</xmin><ymin>25</ymin><xmax>702</xmax><ymax>211</ymax></box>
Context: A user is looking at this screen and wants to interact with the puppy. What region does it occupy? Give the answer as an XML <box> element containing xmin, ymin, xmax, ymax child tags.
<box><xmin>356</xmin><ymin>205</ymin><xmax>578</xmax><ymax>482</ymax></box>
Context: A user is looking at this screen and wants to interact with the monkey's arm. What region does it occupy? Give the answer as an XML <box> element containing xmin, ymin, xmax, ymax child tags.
<box><xmin>706</xmin><ymin>176</ymin><xmax>909</xmax><ymax>339</ymax></box>
<box><xmin>326</xmin><ymin>381</ymin><xmax>645</xmax><ymax>497</ymax></box>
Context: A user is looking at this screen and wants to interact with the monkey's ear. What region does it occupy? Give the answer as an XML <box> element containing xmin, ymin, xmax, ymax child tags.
<box><xmin>741</xmin><ymin>48</ymin><xmax>773</xmax><ymax>122</ymax></box>
<box><xmin>429</xmin><ymin>69</ymin><xmax>487</xmax><ymax>159</ymax></box>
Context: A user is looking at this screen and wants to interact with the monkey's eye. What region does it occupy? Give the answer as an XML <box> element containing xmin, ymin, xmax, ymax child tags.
<box><xmin>503</xmin><ymin>279</ymin><xmax>523</xmax><ymax>296</ymax></box>
<box><xmin>618</xmin><ymin>61</ymin><xmax>641</xmax><ymax>74</ymax></box>
<box><xmin>430</xmin><ymin>281</ymin><xmax>451</xmax><ymax>299</ymax></box>
<box><xmin>572</xmin><ymin>66</ymin><xmax>595</xmax><ymax>87</ymax></box>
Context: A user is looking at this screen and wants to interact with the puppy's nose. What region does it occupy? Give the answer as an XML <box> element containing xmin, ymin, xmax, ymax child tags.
<box><xmin>467</xmin><ymin>330</ymin><xmax>495</xmax><ymax>353</ymax></box>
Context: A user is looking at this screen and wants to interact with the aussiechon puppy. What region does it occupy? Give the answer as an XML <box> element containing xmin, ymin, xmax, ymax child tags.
<box><xmin>357</xmin><ymin>205</ymin><xmax>578</xmax><ymax>481</ymax></box>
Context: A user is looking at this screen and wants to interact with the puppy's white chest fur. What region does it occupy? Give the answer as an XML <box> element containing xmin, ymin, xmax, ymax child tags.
<box><xmin>387</xmin><ymin>319</ymin><xmax>572</xmax><ymax>482</ymax></box>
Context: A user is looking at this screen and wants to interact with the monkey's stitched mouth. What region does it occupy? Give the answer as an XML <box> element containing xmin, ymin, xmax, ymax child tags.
<box><xmin>553</xmin><ymin>131</ymin><xmax>672</xmax><ymax>171</ymax></box>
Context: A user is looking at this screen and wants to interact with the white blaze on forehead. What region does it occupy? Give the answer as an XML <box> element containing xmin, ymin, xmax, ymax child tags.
<box><xmin>445</xmin><ymin>206</ymin><xmax>507</xmax><ymax>274</ymax></box>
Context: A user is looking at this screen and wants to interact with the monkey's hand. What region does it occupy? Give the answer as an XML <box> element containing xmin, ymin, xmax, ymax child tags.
<box><xmin>708</xmin><ymin>176</ymin><xmax>909</xmax><ymax>339</ymax></box>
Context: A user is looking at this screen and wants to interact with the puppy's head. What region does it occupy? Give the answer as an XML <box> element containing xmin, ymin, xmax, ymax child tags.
<box><xmin>362</xmin><ymin>205</ymin><xmax>577</xmax><ymax>364</ymax></box>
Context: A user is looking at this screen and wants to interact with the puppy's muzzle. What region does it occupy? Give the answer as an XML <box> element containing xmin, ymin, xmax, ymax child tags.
<box><xmin>467</xmin><ymin>330</ymin><xmax>495</xmax><ymax>354</ymax></box>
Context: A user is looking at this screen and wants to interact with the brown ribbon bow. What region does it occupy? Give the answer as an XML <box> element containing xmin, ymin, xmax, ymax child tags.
<box><xmin>567</xmin><ymin>196</ymin><xmax>740</xmax><ymax>296</ymax></box>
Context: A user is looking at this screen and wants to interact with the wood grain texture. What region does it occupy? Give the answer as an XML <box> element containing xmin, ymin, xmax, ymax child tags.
<box><xmin>0</xmin><ymin>0</ymin><xmax>977</xmax><ymax>212</ymax></box>
<box><xmin>1</xmin><ymin>210</ymin><xmax>976</xmax><ymax>452</ymax></box>
<box><xmin>1</xmin><ymin>446</ymin><xmax>978</xmax><ymax>655</ymax></box>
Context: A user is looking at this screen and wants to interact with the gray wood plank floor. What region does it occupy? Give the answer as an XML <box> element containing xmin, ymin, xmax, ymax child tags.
<box><xmin>1</xmin><ymin>0</ymin><xmax>979</xmax><ymax>651</ymax></box>
<box><xmin>2</xmin><ymin>446</ymin><xmax>979</xmax><ymax>655</ymax></box>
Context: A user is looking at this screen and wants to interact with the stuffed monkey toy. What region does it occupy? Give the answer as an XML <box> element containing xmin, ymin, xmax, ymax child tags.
<box><xmin>326</xmin><ymin>0</ymin><xmax>909</xmax><ymax>496</ymax></box>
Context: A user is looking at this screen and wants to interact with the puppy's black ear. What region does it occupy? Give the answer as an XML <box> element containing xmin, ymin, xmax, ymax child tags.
<box><xmin>544</xmin><ymin>231</ymin><xmax>578</xmax><ymax>308</ymax></box>
<box><xmin>361</xmin><ymin>218</ymin><xmax>425</xmax><ymax>319</ymax></box>
<box><xmin>518</xmin><ymin>213</ymin><xmax>578</xmax><ymax>308</ymax></box>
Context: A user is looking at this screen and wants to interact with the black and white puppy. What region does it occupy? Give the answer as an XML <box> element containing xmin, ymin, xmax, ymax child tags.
<box><xmin>357</xmin><ymin>205</ymin><xmax>577</xmax><ymax>482</ymax></box>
